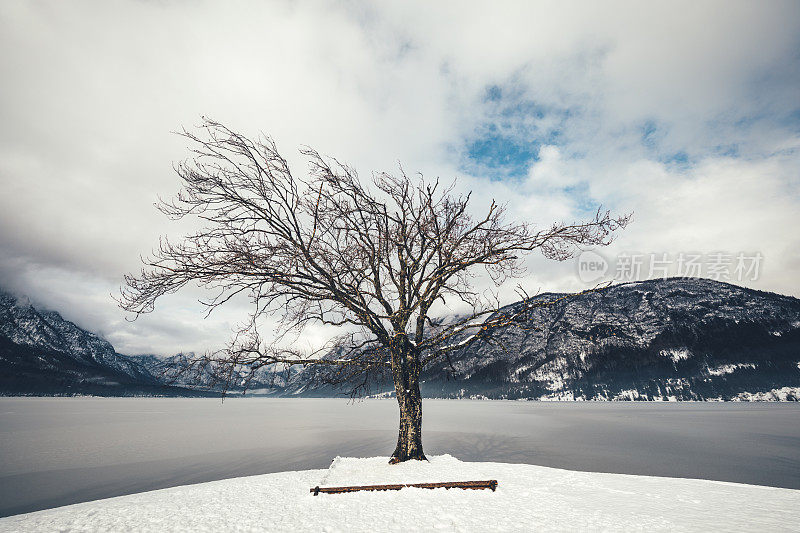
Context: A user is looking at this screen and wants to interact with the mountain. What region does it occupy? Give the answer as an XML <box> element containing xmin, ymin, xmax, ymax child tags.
<box><xmin>126</xmin><ymin>353</ymin><xmax>302</xmax><ymax>394</ymax></box>
<box><xmin>273</xmin><ymin>278</ymin><xmax>800</xmax><ymax>401</ymax></box>
<box><xmin>5</xmin><ymin>278</ymin><xmax>800</xmax><ymax>400</ymax></box>
<box><xmin>0</xmin><ymin>290</ymin><xmax>210</xmax><ymax>396</ymax></box>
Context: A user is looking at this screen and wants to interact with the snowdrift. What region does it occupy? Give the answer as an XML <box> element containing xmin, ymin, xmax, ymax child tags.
<box><xmin>2</xmin><ymin>455</ymin><xmax>798</xmax><ymax>532</ymax></box>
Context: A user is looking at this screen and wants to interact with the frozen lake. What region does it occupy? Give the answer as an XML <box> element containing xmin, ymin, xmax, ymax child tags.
<box><xmin>1</xmin><ymin>398</ymin><xmax>798</xmax><ymax>517</ymax></box>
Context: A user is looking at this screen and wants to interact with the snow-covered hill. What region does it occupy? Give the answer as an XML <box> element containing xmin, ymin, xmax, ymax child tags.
<box><xmin>0</xmin><ymin>291</ymin><xmax>149</xmax><ymax>379</ymax></box>
<box><xmin>126</xmin><ymin>353</ymin><xmax>303</xmax><ymax>394</ymax></box>
<box><xmin>422</xmin><ymin>277</ymin><xmax>800</xmax><ymax>400</ymax></box>
<box><xmin>0</xmin><ymin>290</ymin><xmax>205</xmax><ymax>396</ymax></box>
<box><xmin>275</xmin><ymin>278</ymin><xmax>800</xmax><ymax>401</ymax></box>
<box><xmin>4</xmin><ymin>278</ymin><xmax>800</xmax><ymax>399</ymax></box>
<box><xmin>2</xmin><ymin>455</ymin><xmax>798</xmax><ymax>532</ymax></box>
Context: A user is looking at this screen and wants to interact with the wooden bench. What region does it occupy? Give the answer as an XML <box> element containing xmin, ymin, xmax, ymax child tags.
<box><xmin>310</xmin><ymin>480</ymin><xmax>498</xmax><ymax>495</ymax></box>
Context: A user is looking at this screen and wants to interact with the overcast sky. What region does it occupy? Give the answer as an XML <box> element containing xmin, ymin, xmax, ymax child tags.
<box><xmin>1</xmin><ymin>1</ymin><xmax>798</xmax><ymax>356</ymax></box>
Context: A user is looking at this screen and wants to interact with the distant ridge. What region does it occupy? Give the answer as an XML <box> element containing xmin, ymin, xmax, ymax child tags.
<box><xmin>0</xmin><ymin>289</ymin><xmax>215</xmax><ymax>396</ymax></box>
<box><xmin>272</xmin><ymin>278</ymin><xmax>800</xmax><ymax>401</ymax></box>
<box><xmin>4</xmin><ymin>278</ymin><xmax>800</xmax><ymax>400</ymax></box>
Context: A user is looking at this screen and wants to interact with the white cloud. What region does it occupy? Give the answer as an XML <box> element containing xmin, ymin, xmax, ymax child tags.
<box><xmin>0</xmin><ymin>0</ymin><xmax>797</xmax><ymax>354</ymax></box>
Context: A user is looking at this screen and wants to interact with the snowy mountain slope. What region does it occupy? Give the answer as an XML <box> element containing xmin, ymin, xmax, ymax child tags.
<box><xmin>5</xmin><ymin>278</ymin><xmax>799</xmax><ymax>399</ymax></box>
<box><xmin>3</xmin><ymin>455</ymin><xmax>798</xmax><ymax>532</ymax></box>
<box><xmin>274</xmin><ymin>278</ymin><xmax>800</xmax><ymax>400</ymax></box>
<box><xmin>0</xmin><ymin>291</ymin><xmax>150</xmax><ymax>381</ymax></box>
<box><xmin>422</xmin><ymin>277</ymin><xmax>800</xmax><ymax>400</ymax></box>
<box><xmin>126</xmin><ymin>353</ymin><xmax>302</xmax><ymax>393</ymax></box>
<box><xmin>0</xmin><ymin>289</ymin><xmax>208</xmax><ymax>396</ymax></box>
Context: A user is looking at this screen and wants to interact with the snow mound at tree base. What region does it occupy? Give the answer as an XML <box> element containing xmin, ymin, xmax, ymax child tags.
<box><xmin>3</xmin><ymin>455</ymin><xmax>799</xmax><ymax>532</ymax></box>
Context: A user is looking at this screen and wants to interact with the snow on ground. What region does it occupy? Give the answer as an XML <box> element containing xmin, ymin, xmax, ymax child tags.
<box><xmin>2</xmin><ymin>455</ymin><xmax>799</xmax><ymax>532</ymax></box>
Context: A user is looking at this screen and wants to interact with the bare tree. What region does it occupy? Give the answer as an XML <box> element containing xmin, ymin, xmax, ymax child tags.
<box><xmin>120</xmin><ymin>118</ymin><xmax>628</xmax><ymax>463</ymax></box>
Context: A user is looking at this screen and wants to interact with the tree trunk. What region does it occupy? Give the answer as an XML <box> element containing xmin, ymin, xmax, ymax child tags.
<box><xmin>389</xmin><ymin>335</ymin><xmax>426</xmax><ymax>464</ymax></box>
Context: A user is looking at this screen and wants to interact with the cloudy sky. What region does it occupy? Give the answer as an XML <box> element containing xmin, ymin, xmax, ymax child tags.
<box><xmin>1</xmin><ymin>1</ymin><xmax>798</xmax><ymax>355</ymax></box>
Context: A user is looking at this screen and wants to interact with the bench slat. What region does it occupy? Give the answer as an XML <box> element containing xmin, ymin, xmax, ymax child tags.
<box><xmin>310</xmin><ymin>480</ymin><xmax>498</xmax><ymax>495</ymax></box>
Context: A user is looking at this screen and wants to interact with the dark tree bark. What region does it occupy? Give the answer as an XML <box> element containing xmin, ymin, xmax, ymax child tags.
<box><xmin>389</xmin><ymin>334</ymin><xmax>425</xmax><ymax>462</ymax></box>
<box><xmin>119</xmin><ymin>118</ymin><xmax>629</xmax><ymax>463</ymax></box>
